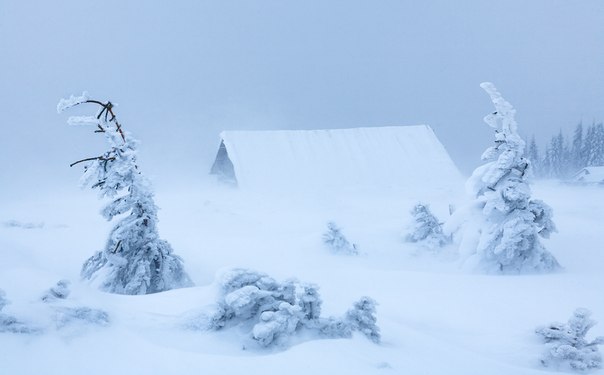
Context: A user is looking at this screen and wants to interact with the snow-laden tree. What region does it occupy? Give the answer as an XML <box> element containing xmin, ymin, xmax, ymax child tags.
<box><xmin>345</xmin><ymin>297</ymin><xmax>380</xmax><ymax>344</ymax></box>
<box><xmin>197</xmin><ymin>269</ymin><xmax>380</xmax><ymax>348</ymax></box>
<box><xmin>585</xmin><ymin>122</ymin><xmax>604</xmax><ymax>167</ymax></box>
<box><xmin>571</xmin><ymin>122</ymin><xmax>585</xmax><ymax>172</ymax></box>
<box><xmin>462</xmin><ymin>83</ymin><xmax>559</xmax><ymax>273</ymax></box>
<box><xmin>405</xmin><ymin>203</ymin><xmax>450</xmax><ymax>248</ymax></box>
<box><xmin>545</xmin><ymin>131</ymin><xmax>570</xmax><ymax>179</ymax></box>
<box><xmin>58</xmin><ymin>93</ymin><xmax>192</xmax><ymax>294</ymax></box>
<box><xmin>323</xmin><ymin>222</ymin><xmax>358</xmax><ymax>255</ymax></box>
<box><xmin>527</xmin><ymin>135</ymin><xmax>541</xmax><ymax>177</ymax></box>
<box><xmin>536</xmin><ymin>308</ymin><xmax>603</xmax><ymax>371</ymax></box>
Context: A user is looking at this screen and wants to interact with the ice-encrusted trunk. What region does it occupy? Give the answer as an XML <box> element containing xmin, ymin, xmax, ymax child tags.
<box><xmin>58</xmin><ymin>93</ymin><xmax>192</xmax><ymax>294</ymax></box>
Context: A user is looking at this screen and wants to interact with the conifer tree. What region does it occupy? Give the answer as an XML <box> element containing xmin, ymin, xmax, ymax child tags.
<box><xmin>571</xmin><ymin>122</ymin><xmax>585</xmax><ymax>171</ymax></box>
<box><xmin>582</xmin><ymin>122</ymin><xmax>604</xmax><ymax>167</ymax></box>
<box><xmin>323</xmin><ymin>222</ymin><xmax>358</xmax><ymax>255</ymax></box>
<box><xmin>405</xmin><ymin>203</ymin><xmax>449</xmax><ymax>248</ymax></box>
<box><xmin>462</xmin><ymin>83</ymin><xmax>559</xmax><ymax>273</ymax></box>
<box><xmin>536</xmin><ymin>308</ymin><xmax>604</xmax><ymax>371</ymax></box>
<box><xmin>548</xmin><ymin>131</ymin><xmax>567</xmax><ymax>178</ymax></box>
<box><xmin>583</xmin><ymin>123</ymin><xmax>596</xmax><ymax>166</ymax></box>
<box><xmin>58</xmin><ymin>93</ymin><xmax>192</xmax><ymax>294</ymax></box>
<box><xmin>527</xmin><ymin>135</ymin><xmax>541</xmax><ymax>177</ymax></box>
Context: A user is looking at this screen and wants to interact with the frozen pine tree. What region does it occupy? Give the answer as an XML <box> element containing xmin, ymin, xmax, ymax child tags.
<box><xmin>571</xmin><ymin>122</ymin><xmax>585</xmax><ymax>172</ymax></box>
<box><xmin>323</xmin><ymin>222</ymin><xmax>358</xmax><ymax>255</ymax></box>
<box><xmin>405</xmin><ymin>203</ymin><xmax>450</xmax><ymax>248</ymax></box>
<box><xmin>58</xmin><ymin>93</ymin><xmax>192</xmax><ymax>294</ymax></box>
<box><xmin>548</xmin><ymin>131</ymin><xmax>570</xmax><ymax>178</ymax></box>
<box><xmin>462</xmin><ymin>83</ymin><xmax>559</xmax><ymax>273</ymax></box>
<box><xmin>527</xmin><ymin>135</ymin><xmax>541</xmax><ymax>178</ymax></box>
<box><xmin>345</xmin><ymin>297</ymin><xmax>380</xmax><ymax>343</ymax></box>
<box><xmin>536</xmin><ymin>308</ymin><xmax>604</xmax><ymax>371</ymax></box>
<box><xmin>586</xmin><ymin>122</ymin><xmax>604</xmax><ymax>167</ymax></box>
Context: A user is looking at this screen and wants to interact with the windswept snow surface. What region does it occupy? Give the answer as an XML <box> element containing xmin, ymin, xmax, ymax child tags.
<box><xmin>1</xmin><ymin>180</ymin><xmax>603</xmax><ymax>374</ymax></box>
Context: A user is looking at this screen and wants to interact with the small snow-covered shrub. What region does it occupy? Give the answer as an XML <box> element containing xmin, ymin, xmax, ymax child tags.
<box><xmin>536</xmin><ymin>308</ymin><xmax>604</xmax><ymax>371</ymax></box>
<box><xmin>39</xmin><ymin>280</ymin><xmax>110</xmax><ymax>330</ymax></box>
<box><xmin>0</xmin><ymin>289</ymin><xmax>38</xmax><ymax>334</ymax></box>
<box><xmin>200</xmin><ymin>269</ymin><xmax>379</xmax><ymax>348</ymax></box>
<box><xmin>3</xmin><ymin>220</ymin><xmax>44</xmax><ymax>229</ymax></box>
<box><xmin>0</xmin><ymin>290</ymin><xmax>7</xmax><ymax>311</ymax></box>
<box><xmin>323</xmin><ymin>222</ymin><xmax>358</xmax><ymax>255</ymax></box>
<box><xmin>54</xmin><ymin>307</ymin><xmax>110</xmax><ymax>329</ymax></box>
<box><xmin>346</xmin><ymin>297</ymin><xmax>381</xmax><ymax>343</ymax></box>
<box><xmin>405</xmin><ymin>203</ymin><xmax>450</xmax><ymax>248</ymax></box>
<box><xmin>41</xmin><ymin>280</ymin><xmax>71</xmax><ymax>302</ymax></box>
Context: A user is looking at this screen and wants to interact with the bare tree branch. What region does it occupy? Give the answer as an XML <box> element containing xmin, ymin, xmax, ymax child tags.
<box><xmin>70</xmin><ymin>156</ymin><xmax>115</xmax><ymax>168</ymax></box>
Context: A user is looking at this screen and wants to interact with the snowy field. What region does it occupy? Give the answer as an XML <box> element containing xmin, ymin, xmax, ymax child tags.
<box><xmin>1</xmin><ymin>179</ymin><xmax>603</xmax><ymax>374</ymax></box>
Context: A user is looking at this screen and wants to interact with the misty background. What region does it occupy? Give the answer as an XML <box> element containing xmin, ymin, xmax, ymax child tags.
<box><xmin>1</xmin><ymin>0</ymin><xmax>603</xmax><ymax>199</ymax></box>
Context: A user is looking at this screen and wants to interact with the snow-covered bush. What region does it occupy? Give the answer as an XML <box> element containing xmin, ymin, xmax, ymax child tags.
<box><xmin>54</xmin><ymin>307</ymin><xmax>110</xmax><ymax>329</ymax></box>
<box><xmin>199</xmin><ymin>269</ymin><xmax>380</xmax><ymax>348</ymax></box>
<box><xmin>346</xmin><ymin>297</ymin><xmax>381</xmax><ymax>343</ymax></box>
<box><xmin>3</xmin><ymin>220</ymin><xmax>44</xmax><ymax>229</ymax></box>
<box><xmin>405</xmin><ymin>203</ymin><xmax>450</xmax><ymax>248</ymax></box>
<box><xmin>459</xmin><ymin>83</ymin><xmax>559</xmax><ymax>273</ymax></box>
<box><xmin>0</xmin><ymin>289</ymin><xmax>37</xmax><ymax>334</ymax></box>
<box><xmin>0</xmin><ymin>290</ymin><xmax>7</xmax><ymax>312</ymax></box>
<box><xmin>41</xmin><ymin>279</ymin><xmax>71</xmax><ymax>302</ymax></box>
<box><xmin>536</xmin><ymin>308</ymin><xmax>603</xmax><ymax>371</ymax></box>
<box><xmin>58</xmin><ymin>94</ymin><xmax>192</xmax><ymax>294</ymax></box>
<box><xmin>323</xmin><ymin>222</ymin><xmax>358</xmax><ymax>255</ymax></box>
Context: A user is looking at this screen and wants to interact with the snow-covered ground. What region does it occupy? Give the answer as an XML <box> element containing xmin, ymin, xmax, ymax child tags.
<box><xmin>1</xmin><ymin>180</ymin><xmax>603</xmax><ymax>374</ymax></box>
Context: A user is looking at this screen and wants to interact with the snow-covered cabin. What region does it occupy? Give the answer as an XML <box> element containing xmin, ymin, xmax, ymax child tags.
<box><xmin>210</xmin><ymin>125</ymin><xmax>461</xmax><ymax>191</ymax></box>
<box><xmin>572</xmin><ymin>166</ymin><xmax>604</xmax><ymax>185</ymax></box>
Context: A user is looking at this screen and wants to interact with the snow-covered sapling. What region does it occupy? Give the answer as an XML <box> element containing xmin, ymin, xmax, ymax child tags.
<box><xmin>345</xmin><ymin>297</ymin><xmax>381</xmax><ymax>343</ymax></box>
<box><xmin>0</xmin><ymin>289</ymin><xmax>35</xmax><ymax>334</ymax></box>
<box><xmin>323</xmin><ymin>222</ymin><xmax>358</xmax><ymax>255</ymax></box>
<box><xmin>536</xmin><ymin>308</ymin><xmax>604</xmax><ymax>371</ymax></box>
<box><xmin>460</xmin><ymin>83</ymin><xmax>559</xmax><ymax>273</ymax></box>
<box><xmin>200</xmin><ymin>269</ymin><xmax>380</xmax><ymax>348</ymax></box>
<box><xmin>41</xmin><ymin>279</ymin><xmax>71</xmax><ymax>302</ymax></box>
<box><xmin>0</xmin><ymin>289</ymin><xmax>7</xmax><ymax>312</ymax></box>
<box><xmin>54</xmin><ymin>307</ymin><xmax>110</xmax><ymax>329</ymax></box>
<box><xmin>405</xmin><ymin>203</ymin><xmax>450</xmax><ymax>248</ymax></box>
<box><xmin>58</xmin><ymin>93</ymin><xmax>192</xmax><ymax>294</ymax></box>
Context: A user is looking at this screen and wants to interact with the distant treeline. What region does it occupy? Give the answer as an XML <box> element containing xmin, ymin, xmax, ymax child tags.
<box><xmin>528</xmin><ymin>121</ymin><xmax>604</xmax><ymax>179</ymax></box>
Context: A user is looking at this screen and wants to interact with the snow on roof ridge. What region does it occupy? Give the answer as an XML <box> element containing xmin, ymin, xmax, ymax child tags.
<box><xmin>219</xmin><ymin>124</ymin><xmax>430</xmax><ymax>137</ymax></box>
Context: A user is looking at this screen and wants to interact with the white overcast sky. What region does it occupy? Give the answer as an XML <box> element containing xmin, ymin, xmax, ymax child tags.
<box><xmin>1</xmin><ymin>0</ymin><xmax>603</xmax><ymax>196</ymax></box>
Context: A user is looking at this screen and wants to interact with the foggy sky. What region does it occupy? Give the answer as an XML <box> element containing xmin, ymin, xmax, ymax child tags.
<box><xmin>1</xmin><ymin>0</ymin><xmax>603</xmax><ymax>198</ymax></box>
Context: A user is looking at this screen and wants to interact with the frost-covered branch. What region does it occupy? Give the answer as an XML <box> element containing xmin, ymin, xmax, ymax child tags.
<box><xmin>56</xmin><ymin>92</ymin><xmax>89</xmax><ymax>113</ymax></box>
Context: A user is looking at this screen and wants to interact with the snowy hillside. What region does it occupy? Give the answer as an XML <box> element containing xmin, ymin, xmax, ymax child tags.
<box><xmin>1</xmin><ymin>179</ymin><xmax>603</xmax><ymax>374</ymax></box>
